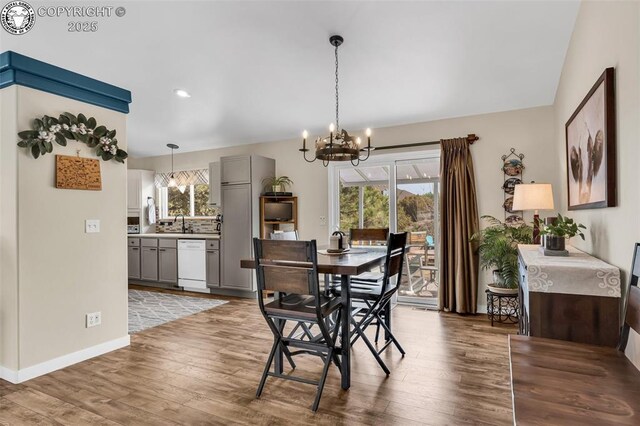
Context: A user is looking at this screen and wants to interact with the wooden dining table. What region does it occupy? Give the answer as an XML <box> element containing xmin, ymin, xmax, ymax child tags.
<box><xmin>240</xmin><ymin>246</ymin><xmax>388</xmax><ymax>390</ymax></box>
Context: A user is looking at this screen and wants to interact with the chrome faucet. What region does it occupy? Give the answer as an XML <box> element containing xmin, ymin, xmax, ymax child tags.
<box><xmin>173</xmin><ymin>214</ymin><xmax>187</xmax><ymax>233</ymax></box>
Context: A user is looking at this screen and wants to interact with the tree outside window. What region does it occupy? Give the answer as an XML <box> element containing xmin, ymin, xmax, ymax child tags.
<box><xmin>167</xmin><ymin>186</ymin><xmax>191</xmax><ymax>217</ymax></box>
<box><xmin>163</xmin><ymin>184</ymin><xmax>215</xmax><ymax>218</ymax></box>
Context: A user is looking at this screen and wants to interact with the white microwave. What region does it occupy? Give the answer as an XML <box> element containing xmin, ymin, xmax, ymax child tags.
<box><xmin>127</xmin><ymin>214</ymin><xmax>140</xmax><ymax>234</ymax></box>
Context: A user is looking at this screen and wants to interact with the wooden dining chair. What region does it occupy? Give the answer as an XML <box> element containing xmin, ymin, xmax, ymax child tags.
<box><xmin>349</xmin><ymin>228</ymin><xmax>389</xmax><ymax>246</ymax></box>
<box><xmin>253</xmin><ymin>238</ymin><xmax>342</xmax><ymax>412</ymax></box>
<box><xmin>349</xmin><ymin>232</ymin><xmax>408</xmax><ymax>375</ymax></box>
<box><xmin>345</xmin><ymin>228</ymin><xmax>390</xmax><ymax>341</ymax></box>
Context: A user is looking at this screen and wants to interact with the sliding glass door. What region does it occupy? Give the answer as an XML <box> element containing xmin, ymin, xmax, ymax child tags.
<box><xmin>395</xmin><ymin>159</ymin><xmax>440</xmax><ymax>304</ymax></box>
<box><xmin>330</xmin><ymin>152</ymin><xmax>440</xmax><ymax>306</ymax></box>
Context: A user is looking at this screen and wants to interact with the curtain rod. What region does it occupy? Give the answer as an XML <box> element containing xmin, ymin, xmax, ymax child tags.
<box><xmin>373</xmin><ymin>133</ymin><xmax>479</xmax><ymax>151</ymax></box>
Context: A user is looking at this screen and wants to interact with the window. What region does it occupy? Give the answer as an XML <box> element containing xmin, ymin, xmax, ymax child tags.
<box><xmin>160</xmin><ymin>184</ymin><xmax>215</xmax><ymax>218</ymax></box>
<box><xmin>338</xmin><ymin>166</ymin><xmax>390</xmax><ymax>233</ymax></box>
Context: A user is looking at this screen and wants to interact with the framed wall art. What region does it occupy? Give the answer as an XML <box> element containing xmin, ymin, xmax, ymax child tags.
<box><xmin>565</xmin><ymin>67</ymin><xmax>616</xmax><ymax>210</ymax></box>
<box><xmin>55</xmin><ymin>154</ymin><xmax>102</xmax><ymax>190</ymax></box>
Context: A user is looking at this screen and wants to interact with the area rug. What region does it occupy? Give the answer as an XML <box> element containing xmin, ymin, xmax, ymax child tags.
<box><xmin>128</xmin><ymin>289</ymin><xmax>227</xmax><ymax>334</ymax></box>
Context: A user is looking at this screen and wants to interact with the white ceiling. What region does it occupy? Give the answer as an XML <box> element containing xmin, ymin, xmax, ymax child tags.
<box><xmin>1</xmin><ymin>1</ymin><xmax>579</xmax><ymax>157</ymax></box>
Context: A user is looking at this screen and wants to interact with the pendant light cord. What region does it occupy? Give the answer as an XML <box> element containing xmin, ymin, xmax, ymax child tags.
<box><xmin>335</xmin><ymin>43</ymin><xmax>339</xmax><ymax>132</ymax></box>
<box><xmin>170</xmin><ymin>147</ymin><xmax>174</xmax><ymax>177</ymax></box>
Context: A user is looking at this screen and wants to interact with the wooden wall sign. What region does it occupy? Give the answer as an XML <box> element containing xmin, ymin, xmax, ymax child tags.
<box><xmin>55</xmin><ymin>155</ymin><xmax>102</xmax><ymax>190</ymax></box>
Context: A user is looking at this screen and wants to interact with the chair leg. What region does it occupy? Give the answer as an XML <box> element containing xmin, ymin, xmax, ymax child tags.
<box><xmin>257</xmin><ymin>337</ymin><xmax>280</xmax><ymax>398</ymax></box>
<box><xmin>311</xmin><ymin>347</ymin><xmax>333</xmax><ymax>412</ymax></box>
<box><xmin>374</xmin><ymin>319</ymin><xmax>381</xmax><ymax>343</ymax></box>
<box><xmin>330</xmin><ymin>311</ymin><xmax>342</xmax><ymax>371</ymax></box>
<box><xmin>376</xmin><ymin>313</ymin><xmax>406</xmax><ymax>356</ymax></box>
<box><xmin>351</xmin><ymin>318</ymin><xmax>390</xmax><ymax>375</ymax></box>
<box><xmin>280</xmin><ymin>341</ymin><xmax>297</xmax><ymax>369</ymax></box>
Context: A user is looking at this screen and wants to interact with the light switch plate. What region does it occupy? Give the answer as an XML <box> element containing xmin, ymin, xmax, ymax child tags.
<box><xmin>85</xmin><ymin>219</ymin><xmax>100</xmax><ymax>233</ymax></box>
<box><xmin>86</xmin><ymin>311</ymin><xmax>101</xmax><ymax>328</ymax></box>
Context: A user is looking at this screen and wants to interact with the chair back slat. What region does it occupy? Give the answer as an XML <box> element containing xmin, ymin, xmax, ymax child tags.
<box><xmin>387</xmin><ymin>251</ymin><xmax>404</xmax><ymax>278</ymax></box>
<box><xmin>626</xmin><ymin>286</ymin><xmax>640</xmax><ymax>336</ymax></box>
<box><xmin>632</xmin><ymin>244</ymin><xmax>640</xmax><ymax>285</ymax></box>
<box><xmin>259</xmin><ymin>239</ymin><xmax>311</xmax><ymax>263</ymax></box>
<box><xmin>619</xmin><ymin>243</ymin><xmax>640</xmax><ymax>351</ymax></box>
<box><xmin>408</xmin><ymin>231</ymin><xmax>426</xmax><ymax>245</ymax></box>
<box><xmin>382</xmin><ymin>232</ymin><xmax>408</xmax><ymax>292</ymax></box>
<box><xmin>350</xmin><ymin>228</ymin><xmax>389</xmax><ymax>246</ymax></box>
<box><xmin>625</xmin><ymin>243</ymin><xmax>640</xmax><ymax>336</ymax></box>
<box><xmin>253</xmin><ymin>238</ymin><xmax>318</xmax><ymax>296</ymax></box>
<box><xmin>262</xmin><ymin>266</ymin><xmax>312</xmax><ymax>294</ymax></box>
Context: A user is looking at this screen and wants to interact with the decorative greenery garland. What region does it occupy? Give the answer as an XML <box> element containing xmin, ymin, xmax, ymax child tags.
<box><xmin>17</xmin><ymin>112</ymin><xmax>128</xmax><ymax>163</ymax></box>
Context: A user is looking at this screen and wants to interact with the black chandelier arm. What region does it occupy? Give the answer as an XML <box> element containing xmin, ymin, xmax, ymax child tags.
<box><xmin>359</xmin><ymin>148</ymin><xmax>371</xmax><ymax>162</ymax></box>
<box><xmin>299</xmin><ymin>148</ymin><xmax>317</xmax><ymax>163</ymax></box>
<box><xmin>350</xmin><ymin>157</ymin><xmax>360</xmax><ymax>167</ymax></box>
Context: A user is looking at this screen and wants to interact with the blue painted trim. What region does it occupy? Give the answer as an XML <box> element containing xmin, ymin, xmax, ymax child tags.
<box><xmin>0</xmin><ymin>51</ymin><xmax>131</xmax><ymax>114</ymax></box>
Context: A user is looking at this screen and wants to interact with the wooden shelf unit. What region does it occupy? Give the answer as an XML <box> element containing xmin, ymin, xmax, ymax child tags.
<box><xmin>259</xmin><ymin>196</ymin><xmax>298</xmax><ymax>239</ymax></box>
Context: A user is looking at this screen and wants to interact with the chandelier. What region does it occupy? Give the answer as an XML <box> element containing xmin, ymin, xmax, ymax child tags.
<box><xmin>300</xmin><ymin>35</ymin><xmax>373</xmax><ymax>167</ymax></box>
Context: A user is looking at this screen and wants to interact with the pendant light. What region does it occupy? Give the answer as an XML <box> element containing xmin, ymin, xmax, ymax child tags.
<box><xmin>166</xmin><ymin>143</ymin><xmax>185</xmax><ymax>193</ymax></box>
<box><xmin>300</xmin><ymin>35</ymin><xmax>373</xmax><ymax>166</ymax></box>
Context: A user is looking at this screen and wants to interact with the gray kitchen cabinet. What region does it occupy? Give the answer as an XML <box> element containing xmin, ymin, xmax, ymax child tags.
<box><xmin>206</xmin><ymin>249</ymin><xmax>220</xmax><ymax>287</ymax></box>
<box><xmin>127</xmin><ymin>170</ymin><xmax>141</xmax><ymax>210</ymax></box>
<box><xmin>141</xmin><ymin>246</ymin><xmax>159</xmax><ymax>281</ymax></box>
<box><xmin>220</xmin><ymin>156</ymin><xmax>251</xmax><ymax>185</ymax></box>
<box><xmin>128</xmin><ymin>246</ymin><xmax>141</xmax><ymax>279</ymax></box>
<box><xmin>158</xmin><ymin>248</ymin><xmax>177</xmax><ymax>284</ymax></box>
<box><xmin>219</xmin><ymin>155</ymin><xmax>274</xmax><ymax>295</ymax></box>
<box><xmin>208</xmin><ymin>161</ymin><xmax>221</xmax><ymax>206</ymax></box>
<box><xmin>221</xmin><ymin>184</ymin><xmax>253</xmax><ymax>289</ymax></box>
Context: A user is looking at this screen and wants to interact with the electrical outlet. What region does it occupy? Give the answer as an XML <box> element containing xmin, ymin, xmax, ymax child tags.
<box><xmin>319</xmin><ymin>216</ymin><xmax>327</xmax><ymax>226</ymax></box>
<box><xmin>85</xmin><ymin>219</ymin><xmax>100</xmax><ymax>233</ymax></box>
<box><xmin>86</xmin><ymin>312</ymin><xmax>101</xmax><ymax>328</ymax></box>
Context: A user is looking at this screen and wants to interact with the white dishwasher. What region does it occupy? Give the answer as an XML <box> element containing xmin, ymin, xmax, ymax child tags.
<box><xmin>178</xmin><ymin>240</ymin><xmax>207</xmax><ymax>292</ymax></box>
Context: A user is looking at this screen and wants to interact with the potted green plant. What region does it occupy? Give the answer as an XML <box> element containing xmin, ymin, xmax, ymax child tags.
<box><xmin>539</xmin><ymin>213</ymin><xmax>586</xmax><ymax>254</ymax></box>
<box><xmin>471</xmin><ymin>216</ymin><xmax>533</xmax><ymax>293</ymax></box>
<box><xmin>262</xmin><ymin>176</ymin><xmax>294</xmax><ymax>193</ymax></box>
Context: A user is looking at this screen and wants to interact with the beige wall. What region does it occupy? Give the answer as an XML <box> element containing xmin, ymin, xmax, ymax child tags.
<box><xmin>0</xmin><ymin>86</ymin><xmax>129</xmax><ymax>373</ymax></box>
<box><xmin>130</xmin><ymin>105</ymin><xmax>558</xmax><ymax>311</ymax></box>
<box><xmin>553</xmin><ymin>1</ymin><xmax>640</xmax><ymax>367</ymax></box>
<box><xmin>0</xmin><ymin>86</ymin><xmax>20</xmax><ymax>371</ymax></box>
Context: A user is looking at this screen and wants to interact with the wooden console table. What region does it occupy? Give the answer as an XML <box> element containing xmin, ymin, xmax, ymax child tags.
<box><xmin>517</xmin><ymin>244</ymin><xmax>621</xmax><ymax>346</ymax></box>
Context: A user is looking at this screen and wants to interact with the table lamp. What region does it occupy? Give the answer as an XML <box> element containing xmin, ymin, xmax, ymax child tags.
<box><xmin>512</xmin><ymin>183</ymin><xmax>554</xmax><ymax>244</ymax></box>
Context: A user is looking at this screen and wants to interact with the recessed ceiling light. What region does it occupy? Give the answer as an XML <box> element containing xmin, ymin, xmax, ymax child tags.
<box><xmin>173</xmin><ymin>89</ymin><xmax>191</xmax><ymax>98</ymax></box>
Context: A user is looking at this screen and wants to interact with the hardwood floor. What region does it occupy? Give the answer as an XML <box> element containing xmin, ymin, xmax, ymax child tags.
<box><xmin>0</xmin><ymin>287</ymin><xmax>516</xmax><ymax>425</ymax></box>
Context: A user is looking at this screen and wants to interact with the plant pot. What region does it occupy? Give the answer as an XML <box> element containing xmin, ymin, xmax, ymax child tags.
<box><xmin>545</xmin><ymin>235</ymin><xmax>565</xmax><ymax>251</ymax></box>
<box><xmin>488</xmin><ymin>283</ymin><xmax>518</xmax><ymax>295</ymax></box>
<box><xmin>272</xmin><ymin>185</ymin><xmax>282</xmax><ymax>193</ymax></box>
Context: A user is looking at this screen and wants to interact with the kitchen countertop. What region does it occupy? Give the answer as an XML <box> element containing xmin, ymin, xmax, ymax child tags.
<box><xmin>130</xmin><ymin>233</ymin><xmax>221</xmax><ymax>240</ymax></box>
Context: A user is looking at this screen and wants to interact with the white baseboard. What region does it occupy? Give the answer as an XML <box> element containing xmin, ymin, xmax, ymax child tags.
<box><xmin>0</xmin><ymin>335</ymin><xmax>130</xmax><ymax>384</ymax></box>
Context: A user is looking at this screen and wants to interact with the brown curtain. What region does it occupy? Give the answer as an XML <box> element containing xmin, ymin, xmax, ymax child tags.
<box><xmin>438</xmin><ymin>138</ymin><xmax>479</xmax><ymax>314</ymax></box>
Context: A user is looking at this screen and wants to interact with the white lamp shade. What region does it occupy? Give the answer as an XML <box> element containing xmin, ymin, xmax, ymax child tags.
<box><xmin>512</xmin><ymin>183</ymin><xmax>554</xmax><ymax>211</ymax></box>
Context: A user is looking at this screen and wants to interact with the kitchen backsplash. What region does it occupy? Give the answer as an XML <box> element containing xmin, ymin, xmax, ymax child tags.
<box><xmin>155</xmin><ymin>218</ymin><xmax>220</xmax><ymax>234</ymax></box>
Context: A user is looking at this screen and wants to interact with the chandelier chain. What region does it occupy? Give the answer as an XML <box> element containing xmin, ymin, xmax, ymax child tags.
<box><xmin>335</xmin><ymin>43</ymin><xmax>339</xmax><ymax>132</ymax></box>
